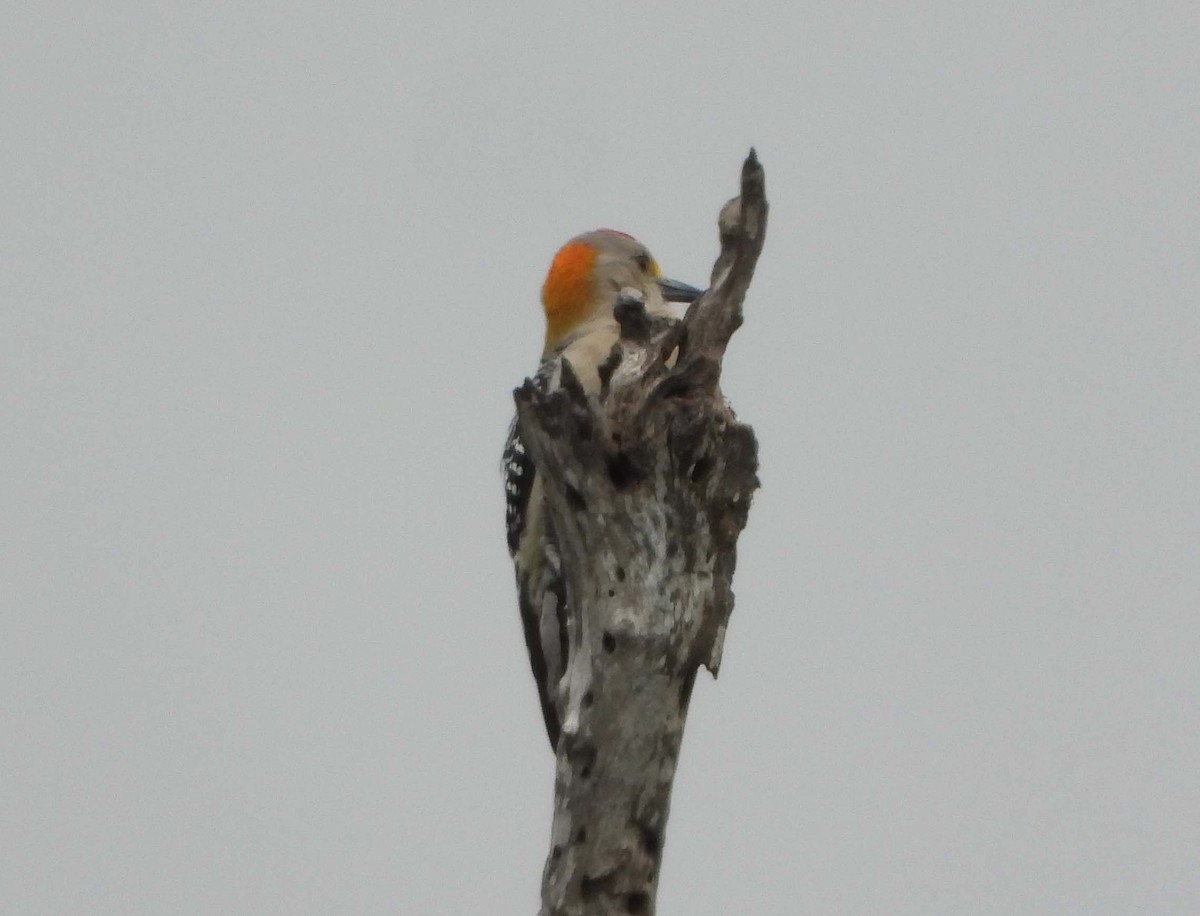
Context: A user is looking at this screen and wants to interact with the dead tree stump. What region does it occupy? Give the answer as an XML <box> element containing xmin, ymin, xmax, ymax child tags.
<box><xmin>515</xmin><ymin>151</ymin><xmax>768</xmax><ymax>916</ymax></box>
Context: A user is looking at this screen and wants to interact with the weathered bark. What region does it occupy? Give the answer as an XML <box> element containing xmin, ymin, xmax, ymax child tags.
<box><xmin>514</xmin><ymin>151</ymin><xmax>767</xmax><ymax>916</ymax></box>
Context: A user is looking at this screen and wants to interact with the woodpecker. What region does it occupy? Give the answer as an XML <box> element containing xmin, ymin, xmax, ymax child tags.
<box><xmin>504</xmin><ymin>229</ymin><xmax>703</xmax><ymax>749</ymax></box>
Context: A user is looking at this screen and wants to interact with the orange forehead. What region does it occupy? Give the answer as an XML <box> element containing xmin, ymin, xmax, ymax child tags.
<box><xmin>541</xmin><ymin>240</ymin><xmax>598</xmax><ymax>343</ymax></box>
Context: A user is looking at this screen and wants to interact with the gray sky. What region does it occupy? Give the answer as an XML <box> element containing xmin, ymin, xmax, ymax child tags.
<box><xmin>4</xmin><ymin>3</ymin><xmax>1198</xmax><ymax>913</ymax></box>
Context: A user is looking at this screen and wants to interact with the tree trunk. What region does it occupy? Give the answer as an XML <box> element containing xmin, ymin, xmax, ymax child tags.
<box><xmin>515</xmin><ymin>151</ymin><xmax>768</xmax><ymax>916</ymax></box>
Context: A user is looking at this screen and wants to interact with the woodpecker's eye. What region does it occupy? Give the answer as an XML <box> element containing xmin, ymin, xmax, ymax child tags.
<box><xmin>634</xmin><ymin>253</ymin><xmax>652</xmax><ymax>273</ymax></box>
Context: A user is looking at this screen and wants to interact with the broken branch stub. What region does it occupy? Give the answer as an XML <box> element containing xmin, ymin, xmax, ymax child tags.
<box><xmin>513</xmin><ymin>150</ymin><xmax>767</xmax><ymax>916</ymax></box>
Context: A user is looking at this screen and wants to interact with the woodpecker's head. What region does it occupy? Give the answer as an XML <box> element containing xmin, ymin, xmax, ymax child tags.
<box><xmin>540</xmin><ymin>229</ymin><xmax>703</xmax><ymax>353</ymax></box>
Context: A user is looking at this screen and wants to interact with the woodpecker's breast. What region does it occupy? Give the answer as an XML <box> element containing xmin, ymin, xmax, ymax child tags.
<box><xmin>548</xmin><ymin>319</ymin><xmax>621</xmax><ymax>395</ymax></box>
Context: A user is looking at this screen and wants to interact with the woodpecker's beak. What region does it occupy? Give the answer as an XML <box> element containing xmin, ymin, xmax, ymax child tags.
<box><xmin>658</xmin><ymin>277</ymin><xmax>704</xmax><ymax>303</ymax></box>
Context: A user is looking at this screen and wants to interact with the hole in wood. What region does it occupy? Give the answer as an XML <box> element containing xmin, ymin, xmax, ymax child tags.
<box><xmin>565</xmin><ymin>484</ymin><xmax>587</xmax><ymax>512</ymax></box>
<box><xmin>690</xmin><ymin>455</ymin><xmax>713</xmax><ymax>482</ymax></box>
<box><xmin>577</xmin><ymin>745</ymin><xmax>596</xmax><ymax>781</ymax></box>
<box><xmin>638</xmin><ymin>823</ymin><xmax>661</xmax><ymax>858</ymax></box>
<box><xmin>580</xmin><ymin>875</ymin><xmax>603</xmax><ymax>901</ymax></box>
<box><xmin>602</xmin><ymin>632</ymin><xmax>616</xmax><ymax>653</ymax></box>
<box><xmin>625</xmin><ymin>891</ymin><xmax>650</xmax><ymax>914</ymax></box>
<box><xmin>607</xmin><ymin>452</ymin><xmax>641</xmax><ymax>489</ymax></box>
